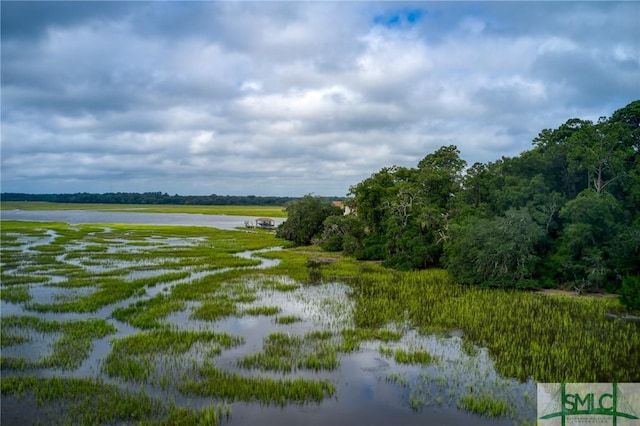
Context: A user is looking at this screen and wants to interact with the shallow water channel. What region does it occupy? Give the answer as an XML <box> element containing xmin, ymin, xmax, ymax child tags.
<box><xmin>1</xmin><ymin>211</ymin><xmax>537</xmax><ymax>425</ymax></box>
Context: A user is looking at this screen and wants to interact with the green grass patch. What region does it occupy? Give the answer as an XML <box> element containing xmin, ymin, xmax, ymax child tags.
<box><xmin>191</xmin><ymin>296</ymin><xmax>238</xmax><ymax>321</ymax></box>
<box><xmin>0</xmin><ymin>285</ymin><xmax>32</xmax><ymax>303</ymax></box>
<box><xmin>457</xmin><ymin>394</ymin><xmax>509</xmax><ymax>417</ymax></box>
<box><xmin>392</xmin><ymin>348</ymin><xmax>434</xmax><ymax>365</ymax></box>
<box><xmin>275</xmin><ymin>315</ymin><xmax>303</xmax><ymax>324</ymax></box>
<box><xmin>237</xmin><ymin>331</ymin><xmax>338</xmax><ymax>372</ymax></box>
<box><xmin>111</xmin><ymin>294</ymin><xmax>185</xmax><ymax>329</ymax></box>
<box><xmin>243</xmin><ymin>305</ymin><xmax>281</xmax><ymax>316</ymax></box>
<box><xmin>350</xmin><ymin>268</ymin><xmax>640</xmax><ymax>382</ymax></box>
<box><xmin>1</xmin><ymin>315</ymin><xmax>116</xmax><ymax>370</ymax></box>
<box><xmin>102</xmin><ymin>329</ymin><xmax>243</xmax><ymax>383</ymax></box>
<box><xmin>180</xmin><ymin>362</ymin><xmax>335</xmax><ymax>404</ymax></box>
<box><xmin>1</xmin><ymin>376</ymin><xmax>162</xmax><ymax>424</ymax></box>
<box><xmin>0</xmin><ymin>333</ymin><xmax>30</xmax><ymax>347</ymax></box>
<box><xmin>340</xmin><ymin>328</ymin><xmax>403</xmax><ymax>352</ymax></box>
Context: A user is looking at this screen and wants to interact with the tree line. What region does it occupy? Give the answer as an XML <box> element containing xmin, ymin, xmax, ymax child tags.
<box><xmin>1</xmin><ymin>192</ymin><xmax>312</xmax><ymax>206</ymax></box>
<box><xmin>276</xmin><ymin>100</ymin><xmax>640</xmax><ymax>308</ymax></box>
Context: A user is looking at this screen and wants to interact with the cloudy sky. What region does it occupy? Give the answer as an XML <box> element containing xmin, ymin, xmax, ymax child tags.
<box><xmin>2</xmin><ymin>1</ymin><xmax>639</xmax><ymax>197</ymax></box>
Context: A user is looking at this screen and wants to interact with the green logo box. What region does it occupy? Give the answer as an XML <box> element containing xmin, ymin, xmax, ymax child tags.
<box><xmin>538</xmin><ymin>383</ymin><xmax>640</xmax><ymax>426</ymax></box>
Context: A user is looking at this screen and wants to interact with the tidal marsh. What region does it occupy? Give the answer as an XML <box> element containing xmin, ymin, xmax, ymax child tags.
<box><xmin>1</xmin><ymin>216</ymin><xmax>638</xmax><ymax>425</ymax></box>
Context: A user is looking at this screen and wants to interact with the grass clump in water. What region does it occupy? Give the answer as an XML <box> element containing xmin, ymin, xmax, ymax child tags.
<box><xmin>1</xmin><ymin>315</ymin><xmax>116</xmax><ymax>370</ymax></box>
<box><xmin>102</xmin><ymin>329</ymin><xmax>243</xmax><ymax>383</ymax></box>
<box><xmin>392</xmin><ymin>349</ymin><xmax>434</xmax><ymax>365</ymax></box>
<box><xmin>0</xmin><ymin>285</ymin><xmax>32</xmax><ymax>303</ymax></box>
<box><xmin>153</xmin><ymin>403</ymin><xmax>231</xmax><ymax>426</ymax></box>
<box><xmin>457</xmin><ymin>393</ymin><xmax>509</xmax><ymax>417</ymax></box>
<box><xmin>180</xmin><ymin>362</ymin><xmax>335</xmax><ymax>404</ymax></box>
<box><xmin>112</xmin><ymin>294</ymin><xmax>185</xmax><ymax>329</ymax></box>
<box><xmin>191</xmin><ymin>296</ymin><xmax>238</xmax><ymax>321</ymax></box>
<box><xmin>340</xmin><ymin>328</ymin><xmax>402</xmax><ymax>352</ymax></box>
<box><xmin>243</xmin><ymin>306</ymin><xmax>281</xmax><ymax>316</ymax></box>
<box><xmin>275</xmin><ymin>315</ymin><xmax>302</xmax><ymax>325</ymax></box>
<box><xmin>1</xmin><ymin>375</ymin><xmax>231</xmax><ymax>425</ymax></box>
<box><xmin>1</xmin><ymin>376</ymin><xmax>162</xmax><ymax>424</ymax></box>
<box><xmin>237</xmin><ymin>331</ymin><xmax>338</xmax><ymax>372</ymax></box>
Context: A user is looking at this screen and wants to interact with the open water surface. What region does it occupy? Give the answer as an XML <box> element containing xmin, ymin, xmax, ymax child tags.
<box><xmin>1</xmin><ymin>209</ymin><xmax>285</xmax><ymax>230</ymax></box>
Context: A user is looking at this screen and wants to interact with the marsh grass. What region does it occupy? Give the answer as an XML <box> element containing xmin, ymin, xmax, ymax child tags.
<box><xmin>0</xmin><ymin>375</ymin><xmax>229</xmax><ymax>425</ymax></box>
<box><xmin>154</xmin><ymin>403</ymin><xmax>232</xmax><ymax>426</ymax></box>
<box><xmin>1</xmin><ymin>333</ymin><xmax>30</xmax><ymax>347</ymax></box>
<box><xmin>378</xmin><ymin>346</ymin><xmax>435</xmax><ymax>365</ymax></box>
<box><xmin>457</xmin><ymin>393</ymin><xmax>509</xmax><ymax>417</ymax></box>
<box><xmin>102</xmin><ymin>329</ymin><xmax>243</xmax><ymax>383</ymax></box>
<box><xmin>181</xmin><ymin>361</ymin><xmax>336</xmax><ymax>404</ymax></box>
<box><xmin>3</xmin><ymin>217</ymin><xmax>633</xmax><ymax>423</ymax></box>
<box><xmin>191</xmin><ymin>295</ymin><xmax>238</xmax><ymax>321</ymax></box>
<box><xmin>1</xmin><ymin>315</ymin><xmax>116</xmax><ymax>370</ymax></box>
<box><xmin>0</xmin><ymin>273</ymin><xmax>50</xmax><ymax>287</ymax></box>
<box><xmin>243</xmin><ymin>306</ymin><xmax>281</xmax><ymax>316</ymax></box>
<box><xmin>275</xmin><ymin>315</ymin><xmax>303</xmax><ymax>324</ymax></box>
<box><xmin>350</xmin><ymin>269</ymin><xmax>640</xmax><ymax>382</ymax></box>
<box><xmin>237</xmin><ymin>331</ymin><xmax>339</xmax><ymax>372</ymax></box>
<box><xmin>273</xmin><ymin>282</ymin><xmax>300</xmax><ymax>292</ymax></box>
<box><xmin>112</xmin><ymin>294</ymin><xmax>185</xmax><ymax>329</ymax></box>
<box><xmin>340</xmin><ymin>328</ymin><xmax>402</xmax><ymax>352</ymax></box>
<box><xmin>392</xmin><ymin>349</ymin><xmax>435</xmax><ymax>365</ymax></box>
<box><xmin>0</xmin><ymin>285</ymin><xmax>32</xmax><ymax>303</ymax></box>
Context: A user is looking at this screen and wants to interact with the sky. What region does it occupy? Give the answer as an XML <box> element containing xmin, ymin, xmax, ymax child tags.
<box><xmin>1</xmin><ymin>1</ymin><xmax>639</xmax><ymax>197</ymax></box>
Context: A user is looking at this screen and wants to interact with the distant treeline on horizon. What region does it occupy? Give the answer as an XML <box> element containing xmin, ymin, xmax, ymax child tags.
<box><xmin>0</xmin><ymin>192</ymin><xmax>341</xmax><ymax>206</ymax></box>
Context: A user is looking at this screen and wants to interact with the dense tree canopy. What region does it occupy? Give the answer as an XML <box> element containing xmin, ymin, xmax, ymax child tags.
<box><xmin>290</xmin><ymin>100</ymin><xmax>640</xmax><ymax>303</ymax></box>
<box><xmin>275</xmin><ymin>195</ymin><xmax>343</xmax><ymax>246</ymax></box>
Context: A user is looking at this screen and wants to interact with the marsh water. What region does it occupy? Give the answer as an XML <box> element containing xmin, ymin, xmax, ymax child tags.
<box><xmin>1</xmin><ymin>210</ymin><xmax>537</xmax><ymax>425</ymax></box>
<box><xmin>0</xmin><ymin>209</ymin><xmax>285</xmax><ymax>230</ymax></box>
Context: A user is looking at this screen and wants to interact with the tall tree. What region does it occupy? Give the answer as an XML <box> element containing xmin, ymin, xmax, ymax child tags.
<box><xmin>276</xmin><ymin>195</ymin><xmax>342</xmax><ymax>246</ymax></box>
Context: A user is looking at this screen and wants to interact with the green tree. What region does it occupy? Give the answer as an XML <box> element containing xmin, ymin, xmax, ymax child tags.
<box><xmin>444</xmin><ymin>209</ymin><xmax>545</xmax><ymax>288</ymax></box>
<box><xmin>276</xmin><ymin>195</ymin><xmax>342</xmax><ymax>246</ymax></box>
<box><xmin>318</xmin><ymin>214</ymin><xmax>365</xmax><ymax>254</ymax></box>
<box><xmin>555</xmin><ymin>190</ymin><xmax>625</xmax><ymax>293</ymax></box>
<box><xmin>567</xmin><ymin>120</ymin><xmax>632</xmax><ymax>195</ymax></box>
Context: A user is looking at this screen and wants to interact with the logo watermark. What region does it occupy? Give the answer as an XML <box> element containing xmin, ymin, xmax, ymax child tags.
<box><xmin>538</xmin><ymin>383</ymin><xmax>640</xmax><ymax>426</ymax></box>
